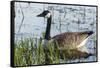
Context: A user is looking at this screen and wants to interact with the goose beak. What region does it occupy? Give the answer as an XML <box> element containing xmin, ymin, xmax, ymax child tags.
<box><xmin>37</xmin><ymin>13</ymin><xmax>44</xmax><ymax>17</ymax></box>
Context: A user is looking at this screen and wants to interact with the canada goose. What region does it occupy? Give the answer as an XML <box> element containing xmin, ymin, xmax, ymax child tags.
<box><xmin>37</xmin><ymin>10</ymin><xmax>94</xmax><ymax>59</ymax></box>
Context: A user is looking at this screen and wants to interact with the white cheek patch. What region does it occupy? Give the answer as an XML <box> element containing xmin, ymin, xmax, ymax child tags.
<box><xmin>77</xmin><ymin>37</ymin><xmax>89</xmax><ymax>48</ymax></box>
<box><xmin>45</xmin><ymin>13</ymin><xmax>51</xmax><ymax>18</ymax></box>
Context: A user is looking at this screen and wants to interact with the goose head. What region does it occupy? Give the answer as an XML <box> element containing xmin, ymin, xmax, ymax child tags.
<box><xmin>37</xmin><ymin>10</ymin><xmax>51</xmax><ymax>18</ymax></box>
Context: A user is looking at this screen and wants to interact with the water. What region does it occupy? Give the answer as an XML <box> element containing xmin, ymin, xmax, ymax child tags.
<box><xmin>14</xmin><ymin>2</ymin><xmax>97</xmax><ymax>63</ymax></box>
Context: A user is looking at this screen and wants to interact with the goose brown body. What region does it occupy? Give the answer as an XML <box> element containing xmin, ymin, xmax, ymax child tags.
<box><xmin>52</xmin><ymin>31</ymin><xmax>91</xmax><ymax>50</ymax></box>
<box><xmin>51</xmin><ymin>31</ymin><xmax>93</xmax><ymax>59</ymax></box>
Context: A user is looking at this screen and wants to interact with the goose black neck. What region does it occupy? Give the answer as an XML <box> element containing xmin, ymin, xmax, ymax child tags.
<box><xmin>44</xmin><ymin>16</ymin><xmax>52</xmax><ymax>40</ymax></box>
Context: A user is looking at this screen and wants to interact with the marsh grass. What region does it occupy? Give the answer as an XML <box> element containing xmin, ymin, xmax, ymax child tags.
<box><xmin>14</xmin><ymin>38</ymin><xmax>63</xmax><ymax>66</ymax></box>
